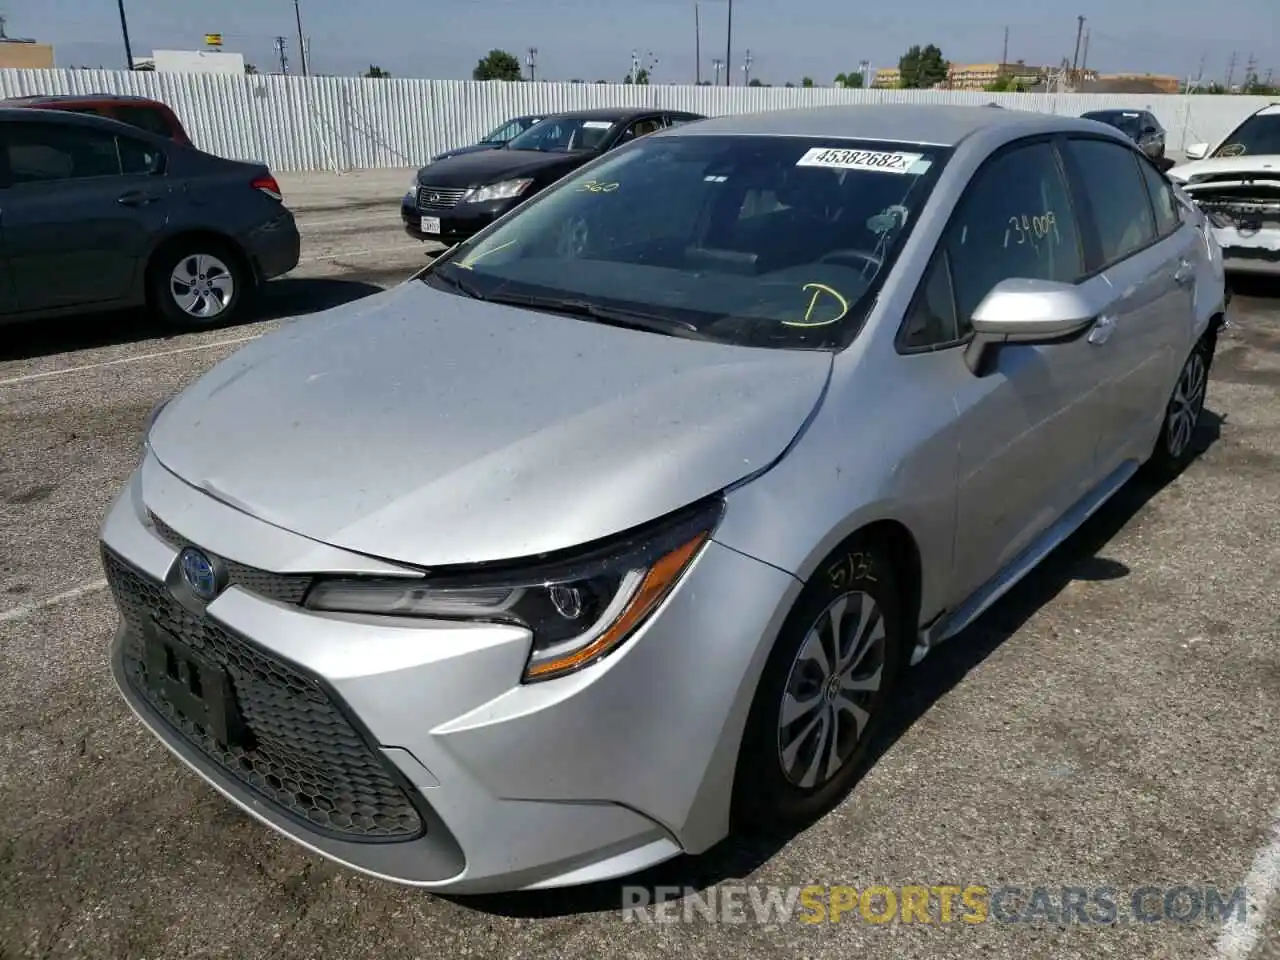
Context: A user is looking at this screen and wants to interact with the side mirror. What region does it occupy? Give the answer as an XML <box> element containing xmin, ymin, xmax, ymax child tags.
<box><xmin>963</xmin><ymin>278</ymin><xmax>1101</xmax><ymax>375</ymax></box>
<box><xmin>1142</xmin><ymin>125</ymin><xmax>1158</xmax><ymax>135</ymax></box>
<box><xmin>1184</xmin><ymin>142</ymin><xmax>1209</xmax><ymax>160</ymax></box>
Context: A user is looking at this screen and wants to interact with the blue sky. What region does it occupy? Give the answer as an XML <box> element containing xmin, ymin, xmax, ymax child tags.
<box><xmin>7</xmin><ymin>0</ymin><xmax>1278</xmax><ymax>87</ymax></box>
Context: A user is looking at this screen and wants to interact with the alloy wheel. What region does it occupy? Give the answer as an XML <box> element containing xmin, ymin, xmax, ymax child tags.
<box><xmin>170</xmin><ymin>254</ymin><xmax>235</xmax><ymax>320</ymax></box>
<box><xmin>776</xmin><ymin>590</ymin><xmax>886</xmax><ymax>789</ymax></box>
<box><xmin>1166</xmin><ymin>350</ymin><xmax>1207</xmax><ymax>460</ymax></box>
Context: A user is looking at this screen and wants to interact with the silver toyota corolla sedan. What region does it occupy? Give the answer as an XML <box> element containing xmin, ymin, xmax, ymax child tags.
<box><xmin>100</xmin><ymin>104</ymin><xmax>1228</xmax><ymax>895</ymax></box>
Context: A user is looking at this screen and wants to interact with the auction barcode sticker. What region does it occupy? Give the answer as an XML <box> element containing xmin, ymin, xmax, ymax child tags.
<box><xmin>796</xmin><ymin>147</ymin><xmax>929</xmax><ymax>174</ymax></box>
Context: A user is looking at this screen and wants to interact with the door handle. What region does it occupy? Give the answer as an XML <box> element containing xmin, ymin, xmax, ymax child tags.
<box><xmin>1087</xmin><ymin>313</ymin><xmax>1116</xmax><ymax>346</ymax></box>
<box><xmin>1174</xmin><ymin>258</ymin><xmax>1196</xmax><ymax>285</ymax></box>
<box><xmin>117</xmin><ymin>190</ymin><xmax>161</xmax><ymax>207</ymax></box>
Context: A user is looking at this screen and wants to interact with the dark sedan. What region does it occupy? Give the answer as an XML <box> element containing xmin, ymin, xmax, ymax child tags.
<box><xmin>430</xmin><ymin>114</ymin><xmax>545</xmax><ymax>162</ymax></box>
<box><xmin>1080</xmin><ymin>109</ymin><xmax>1166</xmax><ymax>161</ymax></box>
<box><xmin>402</xmin><ymin>108</ymin><xmax>705</xmax><ymax>245</ymax></box>
<box><xmin>0</xmin><ymin>107</ymin><xmax>299</xmax><ymax>330</ymax></box>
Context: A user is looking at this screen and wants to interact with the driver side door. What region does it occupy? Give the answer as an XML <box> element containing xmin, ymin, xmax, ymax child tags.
<box><xmin>900</xmin><ymin>137</ymin><xmax>1113</xmax><ymax>608</ymax></box>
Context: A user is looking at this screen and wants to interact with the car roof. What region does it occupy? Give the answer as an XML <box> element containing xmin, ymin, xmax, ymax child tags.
<box><xmin>542</xmin><ymin>106</ymin><xmax>665</xmax><ymax>123</ymax></box>
<box><xmin>664</xmin><ymin>103</ymin><xmax>1108</xmax><ymax>147</ymax></box>
<box><xmin>1</xmin><ymin>92</ymin><xmax>167</xmax><ymax>106</ymax></box>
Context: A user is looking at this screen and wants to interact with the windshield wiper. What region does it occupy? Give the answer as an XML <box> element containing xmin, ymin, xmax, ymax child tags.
<box><xmin>482</xmin><ymin>292</ymin><xmax>712</xmax><ymax>341</ymax></box>
<box><xmin>429</xmin><ymin>264</ymin><xmax>485</xmax><ymax>299</ymax></box>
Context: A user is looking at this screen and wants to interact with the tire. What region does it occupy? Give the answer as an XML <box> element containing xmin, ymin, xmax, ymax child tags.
<box><xmin>731</xmin><ymin>536</ymin><xmax>907</xmax><ymax>829</ymax></box>
<box><xmin>1146</xmin><ymin>336</ymin><xmax>1213</xmax><ymax>478</ymax></box>
<box><xmin>149</xmin><ymin>240</ymin><xmax>252</xmax><ymax>329</ymax></box>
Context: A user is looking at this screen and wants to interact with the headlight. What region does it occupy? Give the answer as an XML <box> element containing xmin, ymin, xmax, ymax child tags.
<box><xmin>465</xmin><ymin>178</ymin><xmax>533</xmax><ymax>203</ymax></box>
<box><xmin>304</xmin><ymin>497</ymin><xmax>723</xmax><ymax>682</ymax></box>
<box><xmin>408</xmin><ymin>177</ymin><xmax>420</xmax><ymax>195</ymax></box>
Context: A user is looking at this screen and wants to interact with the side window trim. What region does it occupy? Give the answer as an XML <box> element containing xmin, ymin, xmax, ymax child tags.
<box><xmin>1059</xmin><ymin>134</ymin><xmax>1162</xmax><ymax>274</ymax></box>
<box><xmin>892</xmin><ymin>133</ymin><xmax>1085</xmax><ymax>355</ymax></box>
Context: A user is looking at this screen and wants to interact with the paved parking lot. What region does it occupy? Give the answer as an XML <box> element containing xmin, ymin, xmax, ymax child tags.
<box><xmin>1</xmin><ymin>168</ymin><xmax>1277</xmax><ymax>960</ymax></box>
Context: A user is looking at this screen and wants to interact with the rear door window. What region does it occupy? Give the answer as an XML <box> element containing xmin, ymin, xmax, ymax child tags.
<box><xmin>1063</xmin><ymin>138</ymin><xmax>1157</xmax><ymax>266</ymax></box>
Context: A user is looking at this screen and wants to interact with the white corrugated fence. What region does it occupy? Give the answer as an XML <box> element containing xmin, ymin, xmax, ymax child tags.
<box><xmin>2</xmin><ymin>68</ymin><xmax>1273</xmax><ymax>173</ymax></box>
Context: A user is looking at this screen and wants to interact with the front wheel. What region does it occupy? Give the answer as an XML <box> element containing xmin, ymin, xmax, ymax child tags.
<box><xmin>732</xmin><ymin>538</ymin><xmax>906</xmax><ymax>829</ymax></box>
<box><xmin>1146</xmin><ymin>338</ymin><xmax>1212</xmax><ymax>477</ymax></box>
<box><xmin>149</xmin><ymin>243</ymin><xmax>251</xmax><ymax>329</ymax></box>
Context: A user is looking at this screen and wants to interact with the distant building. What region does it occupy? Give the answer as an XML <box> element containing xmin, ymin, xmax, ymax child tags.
<box><xmin>871</xmin><ymin>67</ymin><xmax>900</xmax><ymax>89</ymax></box>
<box><xmin>0</xmin><ymin>39</ymin><xmax>54</xmax><ymax>69</ymax></box>
<box><xmin>134</xmin><ymin>49</ymin><xmax>246</xmax><ymax>74</ymax></box>
<box><xmin>1095</xmin><ymin>72</ymin><xmax>1180</xmax><ymax>94</ymax></box>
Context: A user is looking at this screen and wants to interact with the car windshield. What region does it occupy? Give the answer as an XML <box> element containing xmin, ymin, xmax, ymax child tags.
<box><xmin>507</xmin><ymin>117</ymin><xmax>619</xmax><ymax>153</ymax></box>
<box><xmin>423</xmin><ymin>134</ymin><xmax>949</xmax><ymax>350</ymax></box>
<box><xmin>1086</xmin><ymin>112</ymin><xmax>1143</xmax><ymax>137</ymax></box>
<box><xmin>481</xmin><ymin>117</ymin><xmax>538</xmax><ymax>144</ymax></box>
<box><xmin>1213</xmin><ymin>110</ymin><xmax>1280</xmax><ymax>157</ymax></box>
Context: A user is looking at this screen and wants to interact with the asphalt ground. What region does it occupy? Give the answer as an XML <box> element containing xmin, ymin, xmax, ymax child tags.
<box><xmin>1</xmin><ymin>167</ymin><xmax>1278</xmax><ymax>960</ymax></box>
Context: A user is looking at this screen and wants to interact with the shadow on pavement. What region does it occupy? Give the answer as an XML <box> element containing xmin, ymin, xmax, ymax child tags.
<box><xmin>451</xmin><ymin>410</ymin><xmax>1225</xmax><ymax>920</ymax></box>
<box><xmin>0</xmin><ymin>276</ymin><xmax>387</xmax><ymax>363</ymax></box>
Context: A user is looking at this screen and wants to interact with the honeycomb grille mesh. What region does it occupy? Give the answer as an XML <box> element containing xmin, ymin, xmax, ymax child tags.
<box><xmin>103</xmin><ymin>547</ymin><xmax>425</xmax><ymax>842</ymax></box>
<box><xmin>148</xmin><ymin>513</ymin><xmax>314</xmax><ymax>605</ymax></box>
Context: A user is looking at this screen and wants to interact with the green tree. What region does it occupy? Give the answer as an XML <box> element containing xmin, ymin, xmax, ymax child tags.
<box><xmin>898</xmin><ymin>44</ymin><xmax>948</xmax><ymax>88</ymax></box>
<box><xmin>364</xmin><ymin>65</ymin><xmax>390</xmax><ymax>78</ymax></box>
<box><xmin>801</xmin><ymin>76</ymin><xmax>814</xmax><ymax>87</ymax></box>
<box><xmin>624</xmin><ymin>68</ymin><xmax>650</xmax><ymax>84</ymax></box>
<box><xmin>834</xmin><ymin>71</ymin><xmax>864</xmax><ymax>88</ymax></box>
<box><xmin>473</xmin><ymin>49</ymin><xmax>523</xmax><ymax>81</ymax></box>
<box><xmin>984</xmin><ymin>75</ymin><xmax>1018</xmax><ymax>92</ymax></box>
<box><xmin>748</xmin><ymin>77</ymin><xmax>765</xmax><ymax>87</ymax></box>
<box><xmin>244</xmin><ymin>63</ymin><xmax>258</xmax><ymax>75</ymax></box>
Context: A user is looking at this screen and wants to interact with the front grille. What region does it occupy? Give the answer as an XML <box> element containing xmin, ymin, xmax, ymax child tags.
<box><xmin>149</xmin><ymin>513</ymin><xmax>313</xmax><ymax>605</ymax></box>
<box><xmin>103</xmin><ymin>547</ymin><xmax>425</xmax><ymax>842</ymax></box>
<box><xmin>417</xmin><ymin>185</ymin><xmax>468</xmax><ymax>210</ymax></box>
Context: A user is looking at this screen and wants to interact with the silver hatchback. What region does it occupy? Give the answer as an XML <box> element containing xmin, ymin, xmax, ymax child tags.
<box><xmin>100</xmin><ymin>104</ymin><xmax>1227</xmax><ymax>895</ymax></box>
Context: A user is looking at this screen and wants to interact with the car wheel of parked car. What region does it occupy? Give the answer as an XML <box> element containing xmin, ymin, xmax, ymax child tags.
<box><xmin>1147</xmin><ymin>336</ymin><xmax>1213</xmax><ymax>476</ymax></box>
<box><xmin>732</xmin><ymin>536</ymin><xmax>906</xmax><ymax>829</ymax></box>
<box><xmin>150</xmin><ymin>242</ymin><xmax>250</xmax><ymax>329</ymax></box>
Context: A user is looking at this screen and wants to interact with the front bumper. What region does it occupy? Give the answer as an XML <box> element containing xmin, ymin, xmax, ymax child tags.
<box><xmin>399</xmin><ymin>193</ymin><xmax>517</xmax><ymax>244</ymax></box>
<box><xmin>99</xmin><ymin>453</ymin><xmax>798</xmax><ymax>893</ymax></box>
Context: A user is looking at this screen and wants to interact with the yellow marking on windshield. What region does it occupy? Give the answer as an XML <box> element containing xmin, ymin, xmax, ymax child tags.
<box><xmin>457</xmin><ymin>239</ymin><xmax>517</xmax><ymax>268</ymax></box>
<box><xmin>783</xmin><ymin>282</ymin><xmax>850</xmax><ymax>328</ymax></box>
<box><xmin>577</xmin><ymin>179</ymin><xmax>620</xmax><ymax>193</ymax></box>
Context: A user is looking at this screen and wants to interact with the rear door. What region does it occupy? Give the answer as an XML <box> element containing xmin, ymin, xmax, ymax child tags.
<box><xmin>1060</xmin><ymin>135</ymin><xmax>1194</xmax><ymax>474</ymax></box>
<box><xmin>0</xmin><ymin>119</ymin><xmax>171</xmax><ymax>313</ymax></box>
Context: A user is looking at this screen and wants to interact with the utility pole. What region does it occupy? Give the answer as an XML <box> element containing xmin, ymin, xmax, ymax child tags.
<box><xmin>0</xmin><ymin>14</ymin><xmax>7</xmax><ymax>39</ymax></box>
<box><xmin>711</xmin><ymin>57</ymin><xmax>723</xmax><ymax>85</ymax></box>
<box><xmin>1225</xmin><ymin>51</ymin><xmax>1237</xmax><ymax>91</ymax></box>
<box><xmin>274</xmin><ymin>36</ymin><xmax>289</xmax><ymax>75</ymax></box>
<box><xmin>1001</xmin><ymin>26</ymin><xmax>1008</xmax><ymax>67</ymax></box>
<box><xmin>1070</xmin><ymin>15</ymin><xmax>1085</xmax><ymax>86</ymax></box>
<box><xmin>694</xmin><ymin>1</ymin><xmax>701</xmax><ymax>84</ymax></box>
<box><xmin>742</xmin><ymin>48</ymin><xmax>752</xmax><ymax>85</ymax></box>
<box><xmin>526</xmin><ymin>46</ymin><xmax>538</xmax><ymax>81</ymax></box>
<box><xmin>293</xmin><ymin>0</ymin><xmax>308</xmax><ymax>75</ymax></box>
<box><xmin>630</xmin><ymin>49</ymin><xmax>639</xmax><ymax>84</ymax></box>
<box><xmin>725</xmin><ymin>0</ymin><xmax>733</xmax><ymax>86</ymax></box>
<box><xmin>1244</xmin><ymin>52</ymin><xmax>1257</xmax><ymax>91</ymax></box>
<box><xmin>1265</xmin><ymin>67</ymin><xmax>1274</xmax><ymax>88</ymax></box>
<box><xmin>116</xmin><ymin>0</ymin><xmax>135</xmax><ymax>70</ymax></box>
<box><xmin>1080</xmin><ymin>29</ymin><xmax>1089</xmax><ymax>74</ymax></box>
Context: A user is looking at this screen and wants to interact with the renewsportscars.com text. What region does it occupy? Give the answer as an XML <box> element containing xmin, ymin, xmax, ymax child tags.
<box><xmin>621</xmin><ymin>884</ymin><xmax>1249</xmax><ymax>925</ymax></box>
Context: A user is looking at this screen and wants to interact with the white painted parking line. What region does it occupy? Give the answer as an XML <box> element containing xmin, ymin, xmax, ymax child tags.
<box><xmin>298</xmin><ymin>243</ymin><xmax>422</xmax><ymax>264</ymax></box>
<box><xmin>295</xmin><ymin>213</ymin><xmax>401</xmax><ymax>229</ymax></box>
<box><xmin>0</xmin><ymin>335</ymin><xmax>262</xmax><ymax>387</ymax></box>
<box><xmin>0</xmin><ymin>579</ymin><xmax>109</xmax><ymax>624</ymax></box>
<box><xmin>1215</xmin><ymin>809</ymin><xmax>1280</xmax><ymax>960</ymax></box>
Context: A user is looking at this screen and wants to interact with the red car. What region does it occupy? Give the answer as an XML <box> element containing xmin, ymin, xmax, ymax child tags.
<box><xmin>0</xmin><ymin>93</ymin><xmax>193</xmax><ymax>146</ymax></box>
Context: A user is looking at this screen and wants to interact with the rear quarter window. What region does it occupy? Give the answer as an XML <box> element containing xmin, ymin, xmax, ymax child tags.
<box><xmin>111</xmin><ymin>105</ymin><xmax>178</xmax><ymax>139</ymax></box>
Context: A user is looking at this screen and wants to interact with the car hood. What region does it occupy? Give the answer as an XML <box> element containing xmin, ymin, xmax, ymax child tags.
<box><xmin>431</xmin><ymin>142</ymin><xmax>504</xmax><ymax>162</ymax></box>
<box><xmin>414</xmin><ymin>148</ymin><xmax>587</xmax><ymax>187</ymax></box>
<box><xmin>147</xmin><ymin>281</ymin><xmax>832</xmax><ymax>568</ymax></box>
<box><xmin>1167</xmin><ymin>154</ymin><xmax>1280</xmax><ymax>185</ymax></box>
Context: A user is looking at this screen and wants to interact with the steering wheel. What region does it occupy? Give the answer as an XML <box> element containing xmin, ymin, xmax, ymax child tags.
<box><xmin>817</xmin><ymin>249</ymin><xmax>884</xmax><ymax>274</ymax></box>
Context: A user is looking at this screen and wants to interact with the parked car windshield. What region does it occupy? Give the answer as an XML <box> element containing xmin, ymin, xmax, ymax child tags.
<box><xmin>425</xmin><ymin>134</ymin><xmax>949</xmax><ymax>350</ymax></box>
<box><xmin>1084</xmin><ymin>111</ymin><xmax>1143</xmax><ymax>138</ymax></box>
<box><xmin>507</xmin><ymin>117</ymin><xmax>619</xmax><ymax>153</ymax></box>
<box><xmin>1213</xmin><ymin>110</ymin><xmax>1280</xmax><ymax>157</ymax></box>
<box><xmin>481</xmin><ymin>117</ymin><xmax>538</xmax><ymax>144</ymax></box>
